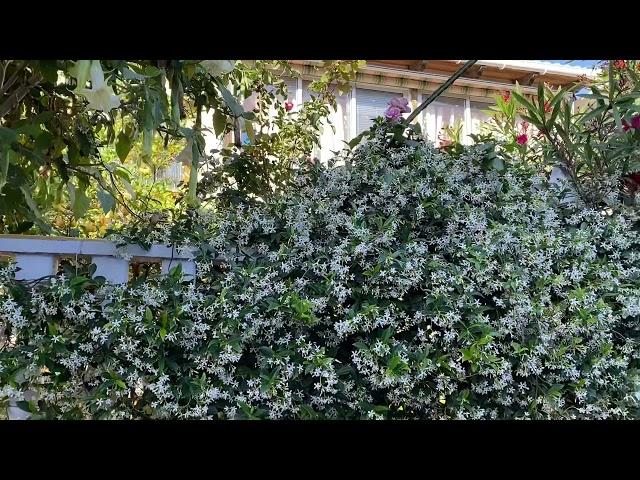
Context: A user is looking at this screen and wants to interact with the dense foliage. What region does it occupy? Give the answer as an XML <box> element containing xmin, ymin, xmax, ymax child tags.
<box><xmin>473</xmin><ymin>61</ymin><xmax>640</xmax><ymax>208</ymax></box>
<box><xmin>0</xmin><ymin>60</ymin><xmax>363</xmax><ymax>234</ymax></box>
<box><xmin>2</xmin><ymin>122</ymin><xmax>639</xmax><ymax>419</ymax></box>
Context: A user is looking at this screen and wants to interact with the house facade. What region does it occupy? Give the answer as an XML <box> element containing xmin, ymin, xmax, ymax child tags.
<box><xmin>159</xmin><ymin>60</ymin><xmax>598</xmax><ymax>186</ymax></box>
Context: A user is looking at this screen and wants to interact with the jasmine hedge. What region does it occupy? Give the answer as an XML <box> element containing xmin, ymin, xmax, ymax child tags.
<box><xmin>1</xmin><ymin>124</ymin><xmax>639</xmax><ymax>419</ymax></box>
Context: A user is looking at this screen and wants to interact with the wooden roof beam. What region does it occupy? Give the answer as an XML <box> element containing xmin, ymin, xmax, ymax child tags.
<box><xmin>409</xmin><ymin>60</ymin><xmax>429</xmax><ymax>71</ymax></box>
<box><xmin>467</xmin><ymin>65</ymin><xmax>486</xmax><ymax>79</ymax></box>
<box><xmin>520</xmin><ymin>72</ymin><xmax>540</xmax><ymax>85</ymax></box>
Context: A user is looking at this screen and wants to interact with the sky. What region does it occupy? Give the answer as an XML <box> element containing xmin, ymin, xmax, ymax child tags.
<box><xmin>547</xmin><ymin>60</ymin><xmax>600</xmax><ymax>68</ymax></box>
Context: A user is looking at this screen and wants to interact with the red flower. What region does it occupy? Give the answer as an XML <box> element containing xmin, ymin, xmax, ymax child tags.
<box><xmin>516</xmin><ymin>134</ymin><xmax>528</xmax><ymax>145</ymax></box>
<box><xmin>502</xmin><ymin>91</ymin><xmax>511</xmax><ymax>102</ymax></box>
<box><xmin>613</xmin><ymin>60</ymin><xmax>627</xmax><ymax>69</ymax></box>
<box><xmin>544</xmin><ymin>101</ymin><xmax>552</xmax><ymax>113</ymax></box>
<box><xmin>284</xmin><ymin>101</ymin><xmax>294</xmax><ymax>112</ymax></box>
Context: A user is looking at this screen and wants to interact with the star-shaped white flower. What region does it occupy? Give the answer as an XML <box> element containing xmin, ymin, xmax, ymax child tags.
<box><xmin>77</xmin><ymin>60</ymin><xmax>122</xmax><ymax>112</ymax></box>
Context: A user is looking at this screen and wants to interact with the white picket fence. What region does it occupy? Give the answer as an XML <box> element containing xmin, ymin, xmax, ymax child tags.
<box><xmin>0</xmin><ymin>234</ymin><xmax>198</xmax><ymax>420</ymax></box>
<box><xmin>0</xmin><ymin>235</ymin><xmax>196</xmax><ymax>284</ymax></box>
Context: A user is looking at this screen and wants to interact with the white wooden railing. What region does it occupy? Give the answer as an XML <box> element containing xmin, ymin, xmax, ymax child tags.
<box><xmin>0</xmin><ymin>235</ymin><xmax>196</xmax><ymax>284</ymax></box>
<box><xmin>0</xmin><ymin>234</ymin><xmax>197</xmax><ymax>420</ymax></box>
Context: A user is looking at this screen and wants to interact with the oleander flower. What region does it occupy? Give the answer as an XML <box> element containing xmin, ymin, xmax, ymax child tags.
<box><xmin>622</xmin><ymin>115</ymin><xmax>640</xmax><ymax>131</ymax></box>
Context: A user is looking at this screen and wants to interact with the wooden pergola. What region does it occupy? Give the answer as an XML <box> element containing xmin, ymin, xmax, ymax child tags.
<box><xmin>366</xmin><ymin>60</ymin><xmax>597</xmax><ymax>88</ymax></box>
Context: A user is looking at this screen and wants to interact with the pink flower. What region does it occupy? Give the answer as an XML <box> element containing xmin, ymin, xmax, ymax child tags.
<box><xmin>388</xmin><ymin>97</ymin><xmax>411</xmax><ymax>113</ymax></box>
<box><xmin>516</xmin><ymin>134</ymin><xmax>528</xmax><ymax>145</ymax></box>
<box><xmin>284</xmin><ymin>101</ymin><xmax>294</xmax><ymax>112</ymax></box>
<box><xmin>623</xmin><ymin>115</ymin><xmax>640</xmax><ymax>131</ymax></box>
<box><xmin>613</xmin><ymin>60</ymin><xmax>627</xmax><ymax>70</ymax></box>
<box><xmin>384</xmin><ymin>106</ymin><xmax>403</xmax><ymax>121</ymax></box>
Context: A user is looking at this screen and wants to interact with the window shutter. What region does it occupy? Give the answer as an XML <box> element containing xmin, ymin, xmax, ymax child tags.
<box><xmin>284</xmin><ymin>78</ymin><xmax>298</xmax><ymax>102</ymax></box>
<box><xmin>356</xmin><ymin>88</ymin><xmax>400</xmax><ymax>134</ymax></box>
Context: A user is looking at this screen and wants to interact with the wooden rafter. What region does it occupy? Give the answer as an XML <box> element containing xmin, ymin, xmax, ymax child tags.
<box><xmin>467</xmin><ymin>65</ymin><xmax>486</xmax><ymax>79</ymax></box>
<box><xmin>520</xmin><ymin>72</ymin><xmax>540</xmax><ymax>85</ymax></box>
<box><xmin>409</xmin><ymin>60</ymin><xmax>429</xmax><ymax>71</ymax></box>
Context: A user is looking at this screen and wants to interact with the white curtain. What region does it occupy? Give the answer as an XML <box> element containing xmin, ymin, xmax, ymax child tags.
<box><xmin>423</xmin><ymin>97</ymin><xmax>466</xmax><ymax>145</ymax></box>
<box><xmin>469</xmin><ymin>101</ymin><xmax>493</xmax><ymax>136</ymax></box>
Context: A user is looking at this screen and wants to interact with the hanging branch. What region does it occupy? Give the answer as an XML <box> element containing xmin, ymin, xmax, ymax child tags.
<box><xmin>186</xmin><ymin>104</ymin><xmax>202</xmax><ymax>207</ymax></box>
<box><xmin>404</xmin><ymin>60</ymin><xmax>478</xmax><ymax>125</ymax></box>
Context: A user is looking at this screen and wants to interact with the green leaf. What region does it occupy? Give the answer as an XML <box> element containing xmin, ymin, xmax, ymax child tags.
<box><xmin>241</xmin><ymin>111</ymin><xmax>256</xmax><ymax>121</ymax></box>
<box><xmin>537</xmin><ymin>82</ymin><xmax>546</xmax><ymax>115</ymax></box>
<box><xmin>512</xmin><ymin>92</ymin><xmax>539</xmax><ymax>118</ymax></box>
<box><xmin>216</xmin><ymin>81</ymin><xmax>245</xmax><ymax>117</ymax></box>
<box><xmin>38</xmin><ymin>60</ymin><xmax>59</xmax><ymax>84</ymax></box>
<box><xmin>19</xmin><ymin>185</ymin><xmax>43</xmax><ymax>219</ymax></box>
<box><xmin>0</xmin><ymin>127</ymin><xmax>17</xmax><ymax>145</ymax></box>
<box><xmin>579</xmin><ymin>104</ymin><xmax>608</xmax><ymax>125</ymax></box>
<box><xmin>34</xmin><ymin>131</ymin><xmax>54</xmax><ymax>153</ymax></box>
<box><xmin>115</xmin><ymin>132</ymin><xmax>132</xmax><ymax>162</ymax></box>
<box><xmin>578</xmin><ymin>93</ymin><xmax>608</xmax><ymax>100</ymax></box>
<box><xmin>347</xmin><ymin>130</ymin><xmax>369</xmax><ymax>149</ymax></box>
<box><xmin>615</xmin><ymin>91</ymin><xmax>640</xmax><ymax>103</ymax></box>
<box><xmin>69</xmin><ymin>60</ymin><xmax>92</xmax><ymax>90</ymax></box>
<box><xmin>612</xmin><ymin>103</ymin><xmax>623</xmax><ymax>131</ymax></box>
<box><xmin>120</xmin><ymin>178</ymin><xmax>136</xmax><ymax>200</ymax></box>
<box><xmin>143</xmin><ymin>65</ymin><xmax>162</xmax><ymax>77</ymax></box>
<box><xmin>212</xmin><ymin>109</ymin><xmax>227</xmax><ymax>136</ymax></box>
<box><xmin>67</xmin><ymin>183</ymin><xmax>90</xmax><ymax>219</ymax></box>
<box><xmin>201</xmin><ymin>60</ymin><xmax>236</xmax><ymax>77</ymax></box>
<box><xmin>0</xmin><ymin>149</ymin><xmax>14</xmax><ymax>192</ymax></box>
<box><xmin>142</xmin><ymin>128</ymin><xmax>153</xmax><ymax>163</ymax></box>
<box><xmin>69</xmin><ymin>275</ymin><xmax>89</xmax><ymax>287</ymax></box>
<box><xmin>145</xmin><ymin>307</ymin><xmax>153</xmax><ymax>322</ymax></box>
<box><xmin>97</xmin><ymin>189</ymin><xmax>115</xmax><ymax>213</ymax></box>
<box><xmin>490</xmin><ymin>157</ymin><xmax>505</xmax><ymax>171</ymax></box>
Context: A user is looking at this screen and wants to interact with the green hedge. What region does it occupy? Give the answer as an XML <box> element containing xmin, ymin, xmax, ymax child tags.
<box><xmin>1</xmin><ymin>128</ymin><xmax>639</xmax><ymax>419</ymax></box>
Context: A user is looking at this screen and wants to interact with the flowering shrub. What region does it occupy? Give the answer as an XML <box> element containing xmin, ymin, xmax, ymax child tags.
<box><xmin>1</xmin><ymin>125</ymin><xmax>640</xmax><ymax>419</ymax></box>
